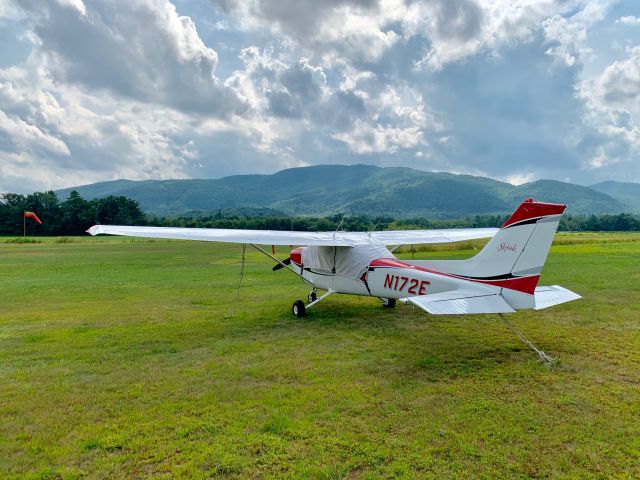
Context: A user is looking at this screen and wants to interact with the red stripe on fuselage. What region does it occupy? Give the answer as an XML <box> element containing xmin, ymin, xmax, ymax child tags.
<box><xmin>369</xmin><ymin>258</ymin><xmax>539</xmax><ymax>294</ymax></box>
<box><xmin>470</xmin><ymin>275</ymin><xmax>539</xmax><ymax>294</ymax></box>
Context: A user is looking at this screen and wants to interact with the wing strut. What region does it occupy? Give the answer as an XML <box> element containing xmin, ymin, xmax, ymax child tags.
<box><xmin>250</xmin><ymin>243</ymin><xmax>313</xmax><ymax>285</ymax></box>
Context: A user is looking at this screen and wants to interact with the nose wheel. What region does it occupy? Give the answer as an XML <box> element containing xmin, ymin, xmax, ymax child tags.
<box><xmin>292</xmin><ymin>299</ymin><xmax>306</xmax><ymax>318</ymax></box>
<box><xmin>292</xmin><ymin>290</ymin><xmax>334</xmax><ymax>317</ymax></box>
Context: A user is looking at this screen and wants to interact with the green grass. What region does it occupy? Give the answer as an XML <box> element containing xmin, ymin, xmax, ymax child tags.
<box><xmin>1</xmin><ymin>233</ymin><xmax>639</xmax><ymax>479</ymax></box>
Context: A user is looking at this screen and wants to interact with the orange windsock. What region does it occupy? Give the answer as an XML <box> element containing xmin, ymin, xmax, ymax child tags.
<box><xmin>24</xmin><ymin>211</ymin><xmax>42</xmax><ymax>225</ymax></box>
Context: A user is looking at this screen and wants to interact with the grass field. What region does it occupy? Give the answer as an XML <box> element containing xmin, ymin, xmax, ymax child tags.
<box><xmin>1</xmin><ymin>233</ymin><xmax>639</xmax><ymax>479</ymax></box>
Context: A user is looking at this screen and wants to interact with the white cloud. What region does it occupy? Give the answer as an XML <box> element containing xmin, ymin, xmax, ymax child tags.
<box><xmin>215</xmin><ymin>0</ymin><xmax>617</xmax><ymax>74</ymax></box>
<box><xmin>506</xmin><ymin>172</ymin><xmax>536</xmax><ymax>186</ymax></box>
<box><xmin>543</xmin><ymin>15</ymin><xmax>585</xmax><ymax>66</ymax></box>
<box><xmin>616</xmin><ymin>15</ymin><xmax>640</xmax><ymax>26</ymax></box>
<box><xmin>213</xmin><ymin>0</ymin><xmax>399</xmax><ymax>63</ymax></box>
<box><xmin>576</xmin><ymin>46</ymin><xmax>640</xmax><ymax>172</ymax></box>
<box><xmin>597</xmin><ymin>45</ymin><xmax>640</xmax><ymax>108</ymax></box>
<box><xmin>224</xmin><ymin>45</ymin><xmax>439</xmax><ymax>160</ymax></box>
<box><xmin>333</xmin><ymin>120</ymin><xmax>424</xmax><ymax>154</ymax></box>
<box><xmin>0</xmin><ymin>1</ymin><xmax>23</xmax><ymax>20</ymax></box>
<box><xmin>0</xmin><ymin>110</ymin><xmax>70</xmax><ymax>156</ymax></box>
<box><xmin>541</xmin><ymin>0</ymin><xmax>616</xmax><ymax>67</ymax></box>
<box><xmin>332</xmin><ymin>83</ymin><xmax>434</xmax><ymax>154</ymax></box>
<box><xmin>55</xmin><ymin>0</ymin><xmax>87</xmax><ymax>16</ymax></box>
<box><xmin>0</xmin><ymin>47</ymin><xmax>198</xmax><ymax>191</ymax></box>
<box><xmin>20</xmin><ymin>0</ymin><xmax>246</xmax><ymax>117</ymax></box>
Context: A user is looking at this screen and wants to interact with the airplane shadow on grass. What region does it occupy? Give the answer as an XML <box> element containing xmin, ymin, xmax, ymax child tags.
<box><xmin>210</xmin><ymin>298</ymin><xmax>555</xmax><ymax>382</ymax></box>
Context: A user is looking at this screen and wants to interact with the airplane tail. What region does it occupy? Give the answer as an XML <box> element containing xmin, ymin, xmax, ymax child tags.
<box><xmin>406</xmin><ymin>199</ymin><xmax>572</xmax><ymax>309</ymax></box>
<box><xmin>467</xmin><ymin>198</ymin><xmax>566</xmax><ymax>284</ymax></box>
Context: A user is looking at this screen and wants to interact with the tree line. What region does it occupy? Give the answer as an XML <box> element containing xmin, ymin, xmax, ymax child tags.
<box><xmin>151</xmin><ymin>212</ymin><xmax>640</xmax><ymax>232</ymax></box>
<box><xmin>0</xmin><ymin>190</ymin><xmax>145</xmax><ymax>236</ymax></box>
<box><xmin>1</xmin><ymin>190</ymin><xmax>639</xmax><ymax>236</ymax></box>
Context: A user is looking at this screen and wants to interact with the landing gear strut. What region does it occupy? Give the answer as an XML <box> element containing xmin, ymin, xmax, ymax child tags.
<box><xmin>292</xmin><ymin>290</ymin><xmax>334</xmax><ymax>318</ymax></box>
<box><xmin>308</xmin><ymin>290</ymin><xmax>317</xmax><ymax>303</ymax></box>
<box><xmin>381</xmin><ymin>298</ymin><xmax>396</xmax><ymax>308</ymax></box>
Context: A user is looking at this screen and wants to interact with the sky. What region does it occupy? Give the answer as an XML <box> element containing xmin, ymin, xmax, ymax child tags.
<box><xmin>0</xmin><ymin>0</ymin><xmax>639</xmax><ymax>194</ymax></box>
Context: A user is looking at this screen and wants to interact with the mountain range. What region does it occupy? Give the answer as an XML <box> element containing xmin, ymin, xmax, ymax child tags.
<box><xmin>55</xmin><ymin>164</ymin><xmax>639</xmax><ymax>218</ymax></box>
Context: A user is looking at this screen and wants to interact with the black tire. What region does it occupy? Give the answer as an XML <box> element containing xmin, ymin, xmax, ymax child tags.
<box><xmin>308</xmin><ymin>291</ymin><xmax>317</xmax><ymax>303</ymax></box>
<box><xmin>382</xmin><ymin>298</ymin><xmax>396</xmax><ymax>308</ymax></box>
<box><xmin>292</xmin><ymin>299</ymin><xmax>306</xmax><ymax>317</ymax></box>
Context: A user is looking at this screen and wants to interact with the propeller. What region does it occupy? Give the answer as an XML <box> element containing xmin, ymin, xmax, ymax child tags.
<box><xmin>272</xmin><ymin>257</ymin><xmax>291</xmax><ymax>271</ymax></box>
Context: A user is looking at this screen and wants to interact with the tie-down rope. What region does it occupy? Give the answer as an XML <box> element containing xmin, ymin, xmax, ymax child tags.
<box><xmin>499</xmin><ymin>314</ymin><xmax>555</xmax><ymax>364</ymax></box>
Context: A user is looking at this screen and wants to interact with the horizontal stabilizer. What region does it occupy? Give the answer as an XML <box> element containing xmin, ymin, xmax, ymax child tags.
<box><xmin>406</xmin><ymin>290</ymin><xmax>515</xmax><ymax>315</ymax></box>
<box><xmin>534</xmin><ymin>285</ymin><xmax>581</xmax><ymax>310</ymax></box>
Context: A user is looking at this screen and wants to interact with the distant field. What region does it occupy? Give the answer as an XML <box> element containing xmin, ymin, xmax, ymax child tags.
<box><xmin>1</xmin><ymin>233</ymin><xmax>639</xmax><ymax>479</ymax></box>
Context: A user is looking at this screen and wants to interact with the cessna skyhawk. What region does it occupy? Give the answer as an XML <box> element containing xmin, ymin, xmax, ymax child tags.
<box><xmin>88</xmin><ymin>199</ymin><xmax>580</xmax><ymax>319</ymax></box>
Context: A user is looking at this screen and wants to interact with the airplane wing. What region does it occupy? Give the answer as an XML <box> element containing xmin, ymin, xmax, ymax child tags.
<box><xmin>87</xmin><ymin>225</ymin><xmax>498</xmax><ymax>247</ymax></box>
<box><xmin>369</xmin><ymin>228</ymin><xmax>498</xmax><ymax>245</ymax></box>
<box><xmin>406</xmin><ymin>290</ymin><xmax>515</xmax><ymax>314</ymax></box>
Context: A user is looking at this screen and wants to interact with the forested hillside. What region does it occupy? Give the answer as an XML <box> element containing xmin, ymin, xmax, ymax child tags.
<box><xmin>55</xmin><ymin>165</ymin><xmax>626</xmax><ymax>217</ymax></box>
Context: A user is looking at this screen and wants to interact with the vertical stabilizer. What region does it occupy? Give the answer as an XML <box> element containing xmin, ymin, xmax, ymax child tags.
<box><xmin>467</xmin><ymin>199</ymin><xmax>566</xmax><ymax>283</ymax></box>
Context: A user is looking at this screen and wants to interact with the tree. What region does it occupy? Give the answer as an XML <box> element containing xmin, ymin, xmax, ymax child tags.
<box><xmin>61</xmin><ymin>191</ymin><xmax>94</xmax><ymax>235</ymax></box>
<box><xmin>0</xmin><ymin>193</ymin><xmax>27</xmax><ymax>235</ymax></box>
<box><xmin>92</xmin><ymin>196</ymin><xmax>146</xmax><ymax>225</ymax></box>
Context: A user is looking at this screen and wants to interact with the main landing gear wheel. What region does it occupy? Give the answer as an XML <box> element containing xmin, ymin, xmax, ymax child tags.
<box><xmin>292</xmin><ymin>299</ymin><xmax>306</xmax><ymax>318</ymax></box>
<box><xmin>308</xmin><ymin>291</ymin><xmax>317</xmax><ymax>303</ymax></box>
<box><xmin>381</xmin><ymin>298</ymin><xmax>396</xmax><ymax>308</ymax></box>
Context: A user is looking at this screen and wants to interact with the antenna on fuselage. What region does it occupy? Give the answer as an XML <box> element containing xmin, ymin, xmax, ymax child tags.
<box><xmin>368</xmin><ymin>218</ymin><xmax>383</xmax><ymax>239</ymax></box>
<box><xmin>330</xmin><ymin>216</ymin><xmax>346</xmax><ymax>274</ymax></box>
<box><xmin>332</xmin><ymin>216</ymin><xmax>345</xmax><ymax>243</ymax></box>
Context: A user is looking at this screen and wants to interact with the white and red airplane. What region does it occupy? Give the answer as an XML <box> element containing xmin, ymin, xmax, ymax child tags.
<box><xmin>88</xmin><ymin>199</ymin><xmax>580</xmax><ymax>320</ymax></box>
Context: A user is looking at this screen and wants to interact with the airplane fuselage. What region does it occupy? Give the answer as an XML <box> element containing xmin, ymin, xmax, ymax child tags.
<box><xmin>290</xmin><ymin>247</ymin><xmax>500</xmax><ymax>301</ymax></box>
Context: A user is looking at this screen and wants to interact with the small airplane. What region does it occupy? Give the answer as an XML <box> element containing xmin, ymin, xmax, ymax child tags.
<box><xmin>88</xmin><ymin>199</ymin><xmax>580</xmax><ymax>361</ymax></box>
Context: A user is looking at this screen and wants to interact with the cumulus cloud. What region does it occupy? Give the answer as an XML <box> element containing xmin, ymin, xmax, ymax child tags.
<box><xmin>17</xmin><ymin>0</ymin><xmax>246</xmax><ymax>117</ymax></box>
<box><xmin>213</xmin><ymin>0</ymin><xmax>614</xmax><ymax>74</ymax></box>
<box><xmin>0</xmin><ymin>45</ymin><xmax>197</xmax><ymax>192</ymax></box>
<box><xmin>212</xmin><ymin>0</ymin><xmax>397</xmax><ymax>63</ymax></box>
<box><xmin>0</xmin><ymin>0</ymin><xmax>257</xmax><ymax>192</ymax></box>
<box><xmin>0</xmin><ymin>110</ymin><xmax>70</xmax><ymax>156</ymax></box>
<box><xmin>616</xmin><ymin>15</ymin><xmax>640</xmax><ymax>26</ymax></box>
<box><xmin>597</xmin><ymin>46</ymin><xmax>640</xmax><ymax>107</ymax></box>
<box><xmin>575</xmin><ymin>46</ymin><xmax>640</xmax><ymax>173</ymax></box>
<box><xmin>542</xmin><ymin>15</ymin><xmax>585</xmax><ymax>66</ymax></box>
<box><xmin>331</xmin><ymin>81</ymin><xmax>438</xmax><ymax>154</ymax></box>
<box><xmin>0</xmin><ymin>0</ymin><xmax>25</xmax><ymax>20</ymax></box>
<box><xmin>333</xmin><ymin>120</ymin><xmax>424</xmax><ymax>154</ymax></box>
